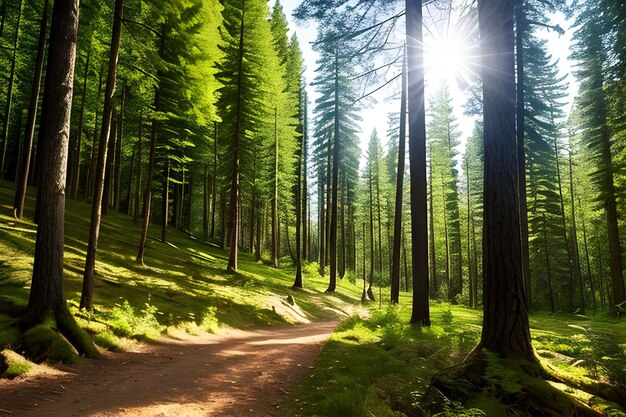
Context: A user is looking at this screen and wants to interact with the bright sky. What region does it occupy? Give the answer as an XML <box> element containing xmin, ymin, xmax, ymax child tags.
<box><xmin>279</xmin><ymin>0</ymin><xmax>578</xmax><ymax>162</ymax></box>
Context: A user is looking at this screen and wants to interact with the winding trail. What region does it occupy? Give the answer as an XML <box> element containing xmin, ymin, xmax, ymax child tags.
<box><xmin>0</xmin><ymin>320</ymin><xmax>338</xmax><ymax>416</ymax></box>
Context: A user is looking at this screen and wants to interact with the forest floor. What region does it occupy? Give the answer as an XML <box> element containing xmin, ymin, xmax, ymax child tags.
<box><xmin>0</xmin><ymin>320</ymin><xmax>339</xmax><ymax>416</ymax></box>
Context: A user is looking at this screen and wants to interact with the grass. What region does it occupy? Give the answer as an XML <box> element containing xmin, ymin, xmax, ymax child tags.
<box><xmin>286</xmin><ymin>294</ymin><xmax>626</xmax><ymax>416</ymax></box>
<box><xmin>0</xmin><ymin>180</ymin><xmax>363</xmax><ymax>375</ymax></box>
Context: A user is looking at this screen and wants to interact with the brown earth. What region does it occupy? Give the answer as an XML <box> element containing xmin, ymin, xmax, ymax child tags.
<box><xmin>0</xmin><ymin>320</ymin><xmax>338</xmax><ymax>416</ymax></box>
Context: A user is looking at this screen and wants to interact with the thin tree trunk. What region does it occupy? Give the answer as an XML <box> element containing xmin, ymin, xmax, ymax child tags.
<box><xmin>406</xmin><ymin>0</ymin><xmax>430</xmax><ymax>325</ymax></box>
<box><xmin>227</xmin><ymin>4</ymin><xmax>246</xmax><ymax>272</ymax></box>
<box><xmin>554</xmin><ymin>133</ymin><xmax>576</xmax><ymax>312</ymax></box>
<box><xmin>137</xmin><ymin>118</ymin><xmax>157</xmax><ymax>265</ymax></box>
<box><xmin>327</xmin><ymin>48</ymin><xmax>340</xmax><ymax>293</ymax></box>
<box><xmin>368</xmin><ymin>165</ymin><xmax>375</xmax><ymax>300</ymax></box>
<box><xmin>467</xmin><ymin>160</ymin><xmax>474</xmax><ymax>308</ymax></box>
<box><xmin>428</xmin><ymin>160</ymin><xmax>438</xmax><ymax>299</ymax></box>
<box><xmin>567</xmin><ymin>150</ymin><xmax>585</xmax><ymax>312</ymax></box>
<box><xmin>210</xmin><ymin>121</ymin><xmax>218</xmax><ymax>238</ymax></box>
<box><xmin>113</xmin><ymin>83</ymin><xmax>125</xmax><ymax>210</ymax></box>
<box><xmin>204</xmin><ymin>164</ymin><xmax>209</xmax><ymax>237</ymax></box>
<box><xmin>80</xmin><ymin>0</ymin><xmax>124</xmax><ymax>310</ymax></box>
<box><xmin>134</xmin><ymin>109</ymin><xmax>142</xmax><ymax>224</ymax></box>
<box><xmin>0</xmin><ymin>0</ymin><xmax>23</xmax><ymax>177</ymax></box>
<box><xmin>13</xmin><ymin>0</ymin><xmax>48</xmax><ymax>219</ymax></box>
<box><xmin>101</xmin><ymin>115</ymin><xmax>115</xmax><ymax>216</ymax></box>
<box><xmin>597</xmin><ymin>238</ymin><xmax>606</xmax><ymax>308</ymax></box>
<box><xmin>161</xmin><ymin>160</ymin><xmax>169</xmax><ymax>242</ymax></box>
<box><xmin>340</xmin><ymin>173</ymin><xmax>346</xmax><ymax>278</ymax></box>
<box><xmin>543</xmin><ymin>214</ymin><xmax>556</xmax><ymax>313</ymax></box>
<box><xmin>302</xmin><ymin>95</ymin><xmax>308</xmax><ymax>261</ymax></box>
<box><xmin>126</xmin><ymin>141</ymin><xmax>136</xmax><ymax>215</ymax></box>
<box><xmin>318</xmin><ymin>173</ymin><xmax>325</xmax><ymax>273</ymax></box>
<box><xmin>85</xmin><ymin>64</ymin><xmax>105</xmax><ymax>200</ymax></box>
<box><xmin>580</xmin><ymin>202</ymin><xmax>596</xmax><ymax>309</ymax></box>
<box><xmin>442</xmin><ymin>176</ymin><xmax>451</xmax><ymax>300</ymax></box>
<box><xmin>71</xmin><ymin>43</ymin><xmax>91</xmax><ymax>199</ymax></box>
<box><xmin>391</xmin><ymin>50</ymin><xmax>407</xmax><ymax>303</ymax></box>
<box><xmin>272</xmin><ymin>107</ymin><xmax>279</xmax><ymax>268</ymax></box>
<box><xmin>293</xmin><ymin>99</ymin><xmax>303</xmax><ymax>287</ymax></box>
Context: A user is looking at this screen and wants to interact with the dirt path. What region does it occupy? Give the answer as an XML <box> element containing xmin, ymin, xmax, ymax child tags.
<box><xmin>0</xmin><ymin>320</ymin><xmax>338</xmax><ymax>416</ymax></box>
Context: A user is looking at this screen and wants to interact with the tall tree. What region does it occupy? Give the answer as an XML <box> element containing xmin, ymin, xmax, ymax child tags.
<box><xmin>13</xmin><ymin>0</ymin><xmax>49</xmax><ymax>219</ymax></box>
<box><xmin>80</xmin><ymin>0</ymin><xmax>124</xmax><ymax>311</ymax></box>
<box><xmin>390</xmin><ymin>50</ymin><xmax>407</xmax><ymax>304</ymax></box>
<box><xmin>23</xmin><ymin>0</ymin><xmax>97</xmax><ymax>358</ymax></box>
<box><xmin>406</xmin><ymin>0</ymin><xmax>430</xmax><ymax>326</ymax></box>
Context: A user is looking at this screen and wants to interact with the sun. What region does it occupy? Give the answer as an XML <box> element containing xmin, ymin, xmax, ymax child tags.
<box><xmin>425</xmin><ymin>33</ymin><xmax>472</xmax><ymax>84</ymax></box>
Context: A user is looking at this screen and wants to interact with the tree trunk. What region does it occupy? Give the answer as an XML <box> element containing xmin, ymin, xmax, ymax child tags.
<box><xmin>80</xmin><ymin>0</ymin><xmax>124</xmax><ymax>310</ymax></box>
<box><xmin>134</xmin><ymin>109</ymin><xmax>142</xmax><ymax>223</ymax></box>
<box><xmin>85</xmin><ymin>64</ymin><xmax>105</xmax><ymax>200</ymax></box>
<box><xmin>428</xmin><ymin>159</ymin><xmax>438</xmax><ymax>299</ymax></box>
<box><xmin>137</xmin><ymin>118</ymin><xmax>157</xmax><ymax>265</ymax></box>
<box><xmin>13</xmin><ymin>0</ymin><xmax>48</xmax><ymax>219</ymax></box>
<box><xmin>101</xmin><ymin>115</ymin><xmax>116</xmax><ymax>216</ymax></box>
<box><xmin>113</xmin><ymin>83</ymin><xmax>125</xmax><ymax>210</ymax></box>
<box><xmin>302</xmin><ymin>95</ymin><xmax>308</xmax><ymax>261</ymax></box>
<box><xmin>26</xmin><ymin>0</ymin><xmax>79</xmax><ymax>319</ymax></box>
<box><xmin>515</xmin><ymin>0</ymin><xmax>531</xmax><ymax>306</ymax></box>
<box><xmin>406</xmin><ymin>0</ymin><xmax>430</xmax><ymax>325</ymax></box>
<box><xmin>368</xmin><ymin>165</ymin><xmax>375</xmax><ymax>300</ymax></box>
<box><xmin>477</xmin><ymin>0</ymin><xmax>532</xmax><ymax>356</ymax></box>
<box><xmin>272</xmin><ymin>107</ymin><xmax>279</xmax><ymax>268</ymax></box>
<box><xmin>390</xmin><ymin>50</ymin><xmax>407</xmax><ymax>303</ymax></box>
<box><xmin>442</xmin><ymin>177</ymin><xmax>451</xmax><ymax>300</ymax></box>
<box><xmin>327</xmin><ymin>49</ymin><xmax>340</xmax><ymax>294</ymax></box>
<box><xmin>318</xmin><ymin>171</ymin><xmax>325</xmax><ymax>275</ymax></box>
<box><xmin>0</xmin><ymin>0</ymin><xmax>22</xmax><ymax>177</ymax></box>
<box><xmin>70</xmin><ymin>43</ymin><xmax>91</xmax><ymax>200</ymax></box>
<box><xmin>567</xmin><ymin>150</ymin><xmax>585</xmax><ymax>312</ymax></box>
<box><xmin>161</xmin><ymin>161</ymin><xmax>169</xmax><ymax>242</ymax></box>
<box><xmin>227</xmin><ymin>4</ymin><xmax>246</xmax><ymax>272</ymax></box>
<box><xmin>543</xmin><ymin>214</ymin><xmax>556</xmax><ymax>313</ymax></box>
<box><xmin>293</xmin><ymin>95</ymin><xmax>303</xmax><ymax>288</ymax></box>
<box><xmin>210</xmin><ymin>121</ymin><xmax>218</xmax><ymax>238</ymax></box>
<box><xmin>553</xmin><ymin>132</ymin><xmax>577</xmax><ymax>312</ymax></box>
<box><xmin>580</xmin><ymin>203</ymin><xmax>596</xmax><ymax>310</ymax></box>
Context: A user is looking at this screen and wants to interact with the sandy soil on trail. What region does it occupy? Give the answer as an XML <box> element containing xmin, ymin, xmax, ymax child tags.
<box><xmin>0</xmin><ymin>320</ymin><xmax>338</xmax><ymax>416</ymax></box>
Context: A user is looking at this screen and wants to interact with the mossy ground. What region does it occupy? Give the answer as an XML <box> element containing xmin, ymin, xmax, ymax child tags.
<box><xmin>0</xmin><ymin>180</ymin><xmax>362</xmax><ymax>377</ymax></box>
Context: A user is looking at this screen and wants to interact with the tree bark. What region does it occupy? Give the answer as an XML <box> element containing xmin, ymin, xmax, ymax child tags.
<box><xmin>272</xmin><ymin>107</ymin><xmax>280</xmax><ymax>268</ymax></box>
<box><xmin>406</xmin><ymin>0</ymin><xmax>430</xmax><ymax>325</ymax></box>
<box><xmin>477</xmin><ymin>0</ymin><xmax>532</xmax><ymax>356</ymax></box>
<box><xmin>326</xmin><ymin>49</ymin><xmax>340</xmax><ymax>293</ymax></box>
<box><xmin>428</xmin><ymin>158</ymin><xmax>438</xmax><ymax>299</ymax></box>
<box><xmin>134</xmin><ymin>109</ymin><xmax>143</xmax><ymax>224</ymax></box>
<box><xmin>515</xmin><ymin>0</ymin><xmax>532</xmax><ymax>306</ymax></box>
<box><xmin>13</xmin><ymin>0</ymin><xmax>48</xmax><ymax>219</ymax></box>
<box><xmin>161</xmin><ymin>160</ymin><xmax>169</xmax><ymax>242</ymax></box>
<box><xmin>80</xmin><ymin>0</ymin><xmax>124</xmax><ymax>311</ymax></box>
<box><xmin>227</xmin><ymin>3</ymin><xmax>246</xmax><ymax>272</ymax></box>
<box><xmin>26</xmin><ymin>0</ymin><xmax>79</xmax><ymax>320</ymax></box>
<box><xmin>113</xmin><ymin>82</ymin><xmax>125</xmax><ymax>210</ymax></box>
<box><xmin>390</xmin><ymin>50</ymin><xmax>407</xmax><ymax>303</ymax></box>
<box><xmin>210</xmin><ymin>121</ymin><xmax>218</xmax><ymax>238</ymax></box>
<box><xmin>70</xmin><ymin>43</ymin><xmax>91</xmax><ymax>200</ymax></box>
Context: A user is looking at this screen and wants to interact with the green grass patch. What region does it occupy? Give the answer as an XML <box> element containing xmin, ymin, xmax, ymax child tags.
<box><xmin>0</xmin><ymin>180</ymin><xmax>363</xmax><ymax>369</ymax></box>
<box><xmin>287</xmin><ymin>295</ymin><xmax>626</xmax><ymax>416</ymax></box>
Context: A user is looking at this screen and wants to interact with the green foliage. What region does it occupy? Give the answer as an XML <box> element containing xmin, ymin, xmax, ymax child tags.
<box><xmin>107</xmin><ymin>300</ymin><xmax>164</xmax><ymax>340</ymax></box>
<box><xmin>21</xmin><ymin>319</ymin><xmax>81</xmax><ymax>364</ymax></box>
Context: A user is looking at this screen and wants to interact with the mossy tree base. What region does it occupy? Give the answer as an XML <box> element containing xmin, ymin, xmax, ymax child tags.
<box><xmin>422</xmin><ymin>352</ymin><xmax>604</xmax><ymax>417</ymax></box>
<box><xmin>19</xmin><ymin>306</ymin><xmax>100</xmax><ymax>363</ymax></box>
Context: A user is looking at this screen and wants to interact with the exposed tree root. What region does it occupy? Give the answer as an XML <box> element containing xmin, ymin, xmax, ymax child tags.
<box><xmin>19</xmin><ymin>306</ymin><xmax>100</xmax><ymax>363</ymax></box>
<box><xmin>422</xmin><ymin>351</ymin><xmax>606</xmax><ymax>416</ymax></box>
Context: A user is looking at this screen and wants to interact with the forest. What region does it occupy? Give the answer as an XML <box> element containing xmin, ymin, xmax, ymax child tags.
<box><xmin>0</xmin><ymin>0</ymin><xmax>625</xmax><ymax>415</ymax></box>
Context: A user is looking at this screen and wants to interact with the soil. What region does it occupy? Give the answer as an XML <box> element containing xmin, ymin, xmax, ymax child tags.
<box><xmin>0</xmin><ymin>320</ymin><xmax>338</xmax><ymax>416</ymax></box>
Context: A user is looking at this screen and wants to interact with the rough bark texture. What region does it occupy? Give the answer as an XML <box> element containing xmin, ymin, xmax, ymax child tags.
<box><xmin>406</xmin><ymin>0</ymin><xmax>430</xmax><ymax>325</ymax></box>
<box><xmin>26</xmin><ymin>0</ymin><xmax>79</xmax><ymax>320</ymax></box>
<box><xmin>478</xmin><ymin>0</ymin><xmax>532</xmax><ymax>356</ymax></box>
<box><xmin>80</xmin><ymin>0</ymin><xmax>124</xmax><ymax>310</ymax></box>
<box><xmin>515</xmin><ymin>0</ymin><xmax>531</xmax><ymax>305</ymax></box>
<box><xmin>13</xmin><ymin>0</ymin><xmax>48</xmax><ymax>219</ymax></box>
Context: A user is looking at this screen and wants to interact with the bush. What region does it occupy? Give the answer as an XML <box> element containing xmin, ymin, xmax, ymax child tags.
<box><xmin>108</xmin><ymin>300</ymin><xmax>164</xmax><ymax>340</ymax></box>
